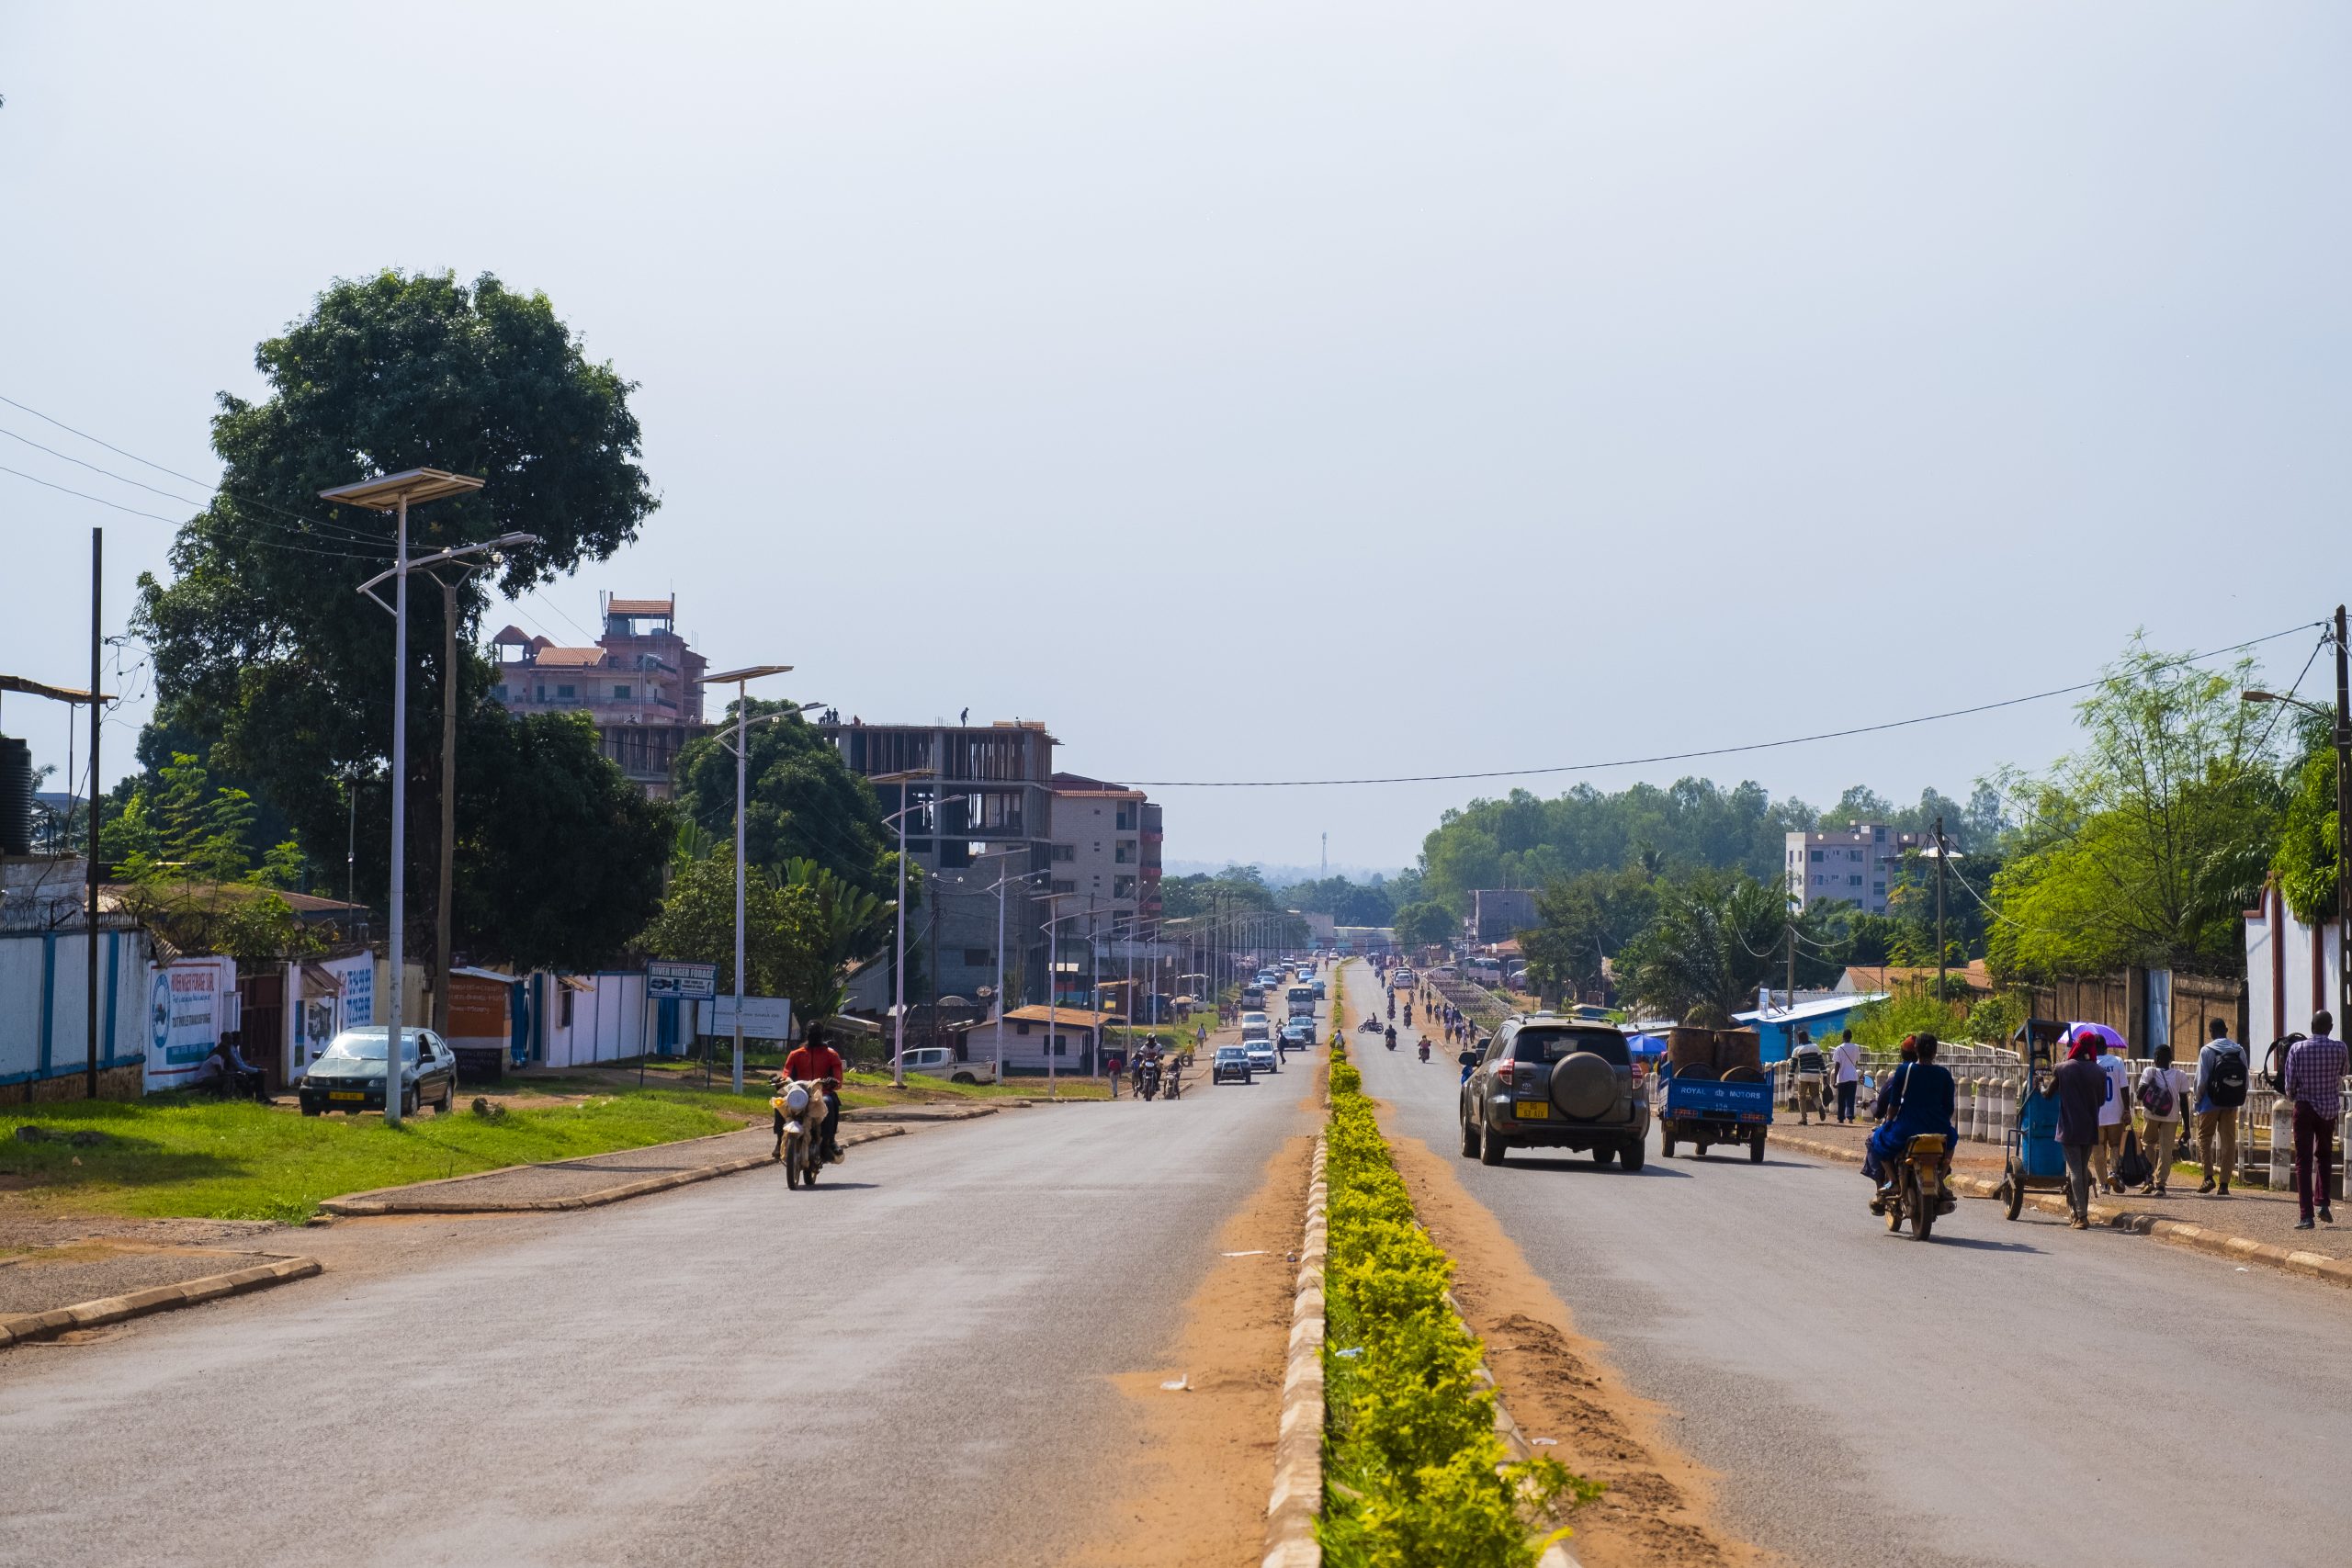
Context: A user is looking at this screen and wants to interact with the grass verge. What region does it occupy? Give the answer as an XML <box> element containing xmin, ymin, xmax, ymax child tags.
<box><xmin>1320</xmin><ymin>975</ymin><xmax>1596</xmax><ymax>1568</ymax></box>
<box><xmin>0</xmin><ymin>1093</ymin><xmax>740</xmax><ymax>1224</ymax></box>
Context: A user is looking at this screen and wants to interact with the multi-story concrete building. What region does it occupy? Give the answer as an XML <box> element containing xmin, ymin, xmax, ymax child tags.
<box><xmin>1784</xmin><ymin>822</ymin><xmax>1927</xmax><ymax>915</ymax></box>
<box><xmin>488</xmin><ymin>595</ymin><xmax>710</xmax><ymax>796</ymax></box>
<box><xmin>829</xmin><ymin>720</ymin><xmax>1062</xmax><ymax>1010</ymax></box>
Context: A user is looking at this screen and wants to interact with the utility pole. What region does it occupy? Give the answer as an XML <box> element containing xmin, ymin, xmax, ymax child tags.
<box><xmin>85</xmin><ymin>528</ymin><xmax>101</xmax><ymax>1100</ymax></box>
<box><xmin>431</xmin><ymin>572</ymin><xmax>466</xmax><ymax>1036</ymax></box>
<box><xmin>1933</xmin><ymin>814</ymin><xmax>1950</xmax><ymax>1000</ymax></box>
<box><xmin>2335</xmin><ymin>604</ymin><xmax>2350</xmax><ymax>1033</ymax></box>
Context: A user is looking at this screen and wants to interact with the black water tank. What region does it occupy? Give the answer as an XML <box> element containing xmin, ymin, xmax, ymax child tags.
<box><xmin>0</xmin><ymin>735</ymin><xmax>29</xmax><ymax>855</ymax></box>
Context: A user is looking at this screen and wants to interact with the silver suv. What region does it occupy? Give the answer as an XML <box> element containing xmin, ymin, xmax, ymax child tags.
<box><xmin>1458</xmin><ymin>1016</ymin><xmax>1648</xmax><ymax>1171</ymax></box>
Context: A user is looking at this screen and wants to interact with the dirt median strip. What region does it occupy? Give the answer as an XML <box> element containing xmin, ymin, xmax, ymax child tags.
<box><xmin>318</xmin><ymin>1124</ymin><xmax>907</xmax><ymax>1216</ymax></box>
<box><xmin>0</xmin><ymin>1256</ymin><xmax>322</xmax><ymax>1350</ymax></box>
<box><xmin>1770</xmin><ymin>1131</ymin><xmax>2352</xmax><ymax>1292</ymax></box>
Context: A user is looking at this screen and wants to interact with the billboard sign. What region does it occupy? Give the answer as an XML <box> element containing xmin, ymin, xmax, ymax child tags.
<box><xmin>695</xmin><ymin>996</ymin><xmax>794</xmax><ymax>1040</ymax></box>
<box><xmin>647</xmin><ymin>961</ymin><xmax>719</xmax><ymax>1000</ymax></box>
<box><xmin>145</xmin><ymin>956</ymin><xmax>237</xmax><ymax>1089</ymax></box>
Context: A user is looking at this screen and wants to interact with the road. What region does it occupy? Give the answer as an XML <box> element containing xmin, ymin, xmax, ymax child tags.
<box><xmin>0</xmin><ymin>1068</ymin><xmax>1310</xmax><ymax>1567</ymax></box>
<box><xmin>1343</xmin><ymin>961</ymin><xmax>2352</xmax><ymax>1568</ymax></box>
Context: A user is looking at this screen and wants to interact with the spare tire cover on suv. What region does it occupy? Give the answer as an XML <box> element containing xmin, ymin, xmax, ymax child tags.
<box><xmin>1549</xmin><ymin>1052</ymin><xmax>1619</xmax><ymax>1120</ymax></box>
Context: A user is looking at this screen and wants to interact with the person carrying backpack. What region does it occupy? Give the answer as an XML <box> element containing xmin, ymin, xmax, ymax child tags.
<box><xmin>2134</xmin><ymin>1043</ymin><xmax>2189</xmax><ymax>1196</ymax></box>
<box><xmin>2194</xmin><ymin>1018</ymin><xmax>2248</xmax><ymax>1196</ymax></box>
<box><xmin>1790</xmin><ymin>1030</ymin><xmax>1828</xmax><ymax>1125</ymax></box>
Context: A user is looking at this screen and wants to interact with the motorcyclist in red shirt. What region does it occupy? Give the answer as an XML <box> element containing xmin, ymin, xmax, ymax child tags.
<box><xmin>780</xmin><ymin>1033</ymin><xmax>844</xmax><ymax>1161</ymax></box>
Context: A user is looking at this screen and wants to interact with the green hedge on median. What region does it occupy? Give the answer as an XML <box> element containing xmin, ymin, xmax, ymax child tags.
<box><xmin>1319</xmin><ymin>1051</ymin><xmax>1591</xmax><ymax>1568</ymax></box>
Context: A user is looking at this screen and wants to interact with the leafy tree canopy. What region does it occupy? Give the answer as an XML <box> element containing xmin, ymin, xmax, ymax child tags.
<box><xmin>673</xmin><ymin>700</ymin><xmax>893</xmax><ymax>897</ymax></box>
<box><xmin>1987</xmin><ymin>641</ymin><xmax>2285</xmax><ymax>979</ymax></box>
<box><xmin>132</xmin><ymin>269</ymin><xmax>662</xmax><ymax>965</ymax></box>
<box><xmin>1615</xmin><ymin>871</ymin><xmax>1842</xmax><ymax>1025</ymax></box>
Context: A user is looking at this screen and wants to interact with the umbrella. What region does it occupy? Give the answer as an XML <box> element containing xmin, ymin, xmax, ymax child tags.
<box><xmin>2064</xmin><ymin>1021</ymin><xmax>2128</xmax><ymax>1052</ymax></box>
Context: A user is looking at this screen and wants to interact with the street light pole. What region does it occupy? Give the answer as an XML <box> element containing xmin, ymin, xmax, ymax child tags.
<box><xmin>2335</xmin><ymin>604</ymin><xmax>2350</xmax><ymax>1032</ymax></box>
<box><xmin>697</xmin><ymin>666</ymin><xmax>791</xmax><ymax>1095</ymax></box>
<box><xmin>324</xmin><ymin>468</ymin><xmax>505</xmax><ymax>1130</ymax></box>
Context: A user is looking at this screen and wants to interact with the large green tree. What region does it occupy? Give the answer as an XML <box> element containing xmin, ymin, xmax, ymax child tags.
<box><xmin>133</xmin><ymin>269</ymin><xmax>660</xmax><ymax>968</ymax></box>
<box><xmin>1987</xmin><ymin>642</ymin><xmax>2284</xmax><ymax>979</ymax></box>
<box><xmin>672</xmin><ymin>700</ymin><xmax>892</xmax><ymax>896</ymax></box>
<box><xmin>1517</xmin><ymin>867</ymin><xmax>1659</xmax><ymax>1002</ymax></box>
<box><xmin>1615</xmin><ymin>871</ymin><xmax>1841</xmax><ymax>1024</ymax></box>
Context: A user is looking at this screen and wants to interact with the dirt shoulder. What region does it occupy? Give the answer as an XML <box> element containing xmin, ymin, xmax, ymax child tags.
<box><xmin>1067</xmin><ymin>1046</ymin><xmax>1325</xmax><ymax>1568</ymax></box>
<box><xmin>1377</xmin><ymin>1111</ymin><xmax>1770</xmax><ymax>1568</ymax></box>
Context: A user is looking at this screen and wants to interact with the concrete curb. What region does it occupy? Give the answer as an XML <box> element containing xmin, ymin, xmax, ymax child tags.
<box><xmin>1261</xmin><ymin>1134</ymin><xmax>1329</xmax><ymax>1568</ymax></box>
<box><xmin>319</xmin><ymin>1125</ymin><xmax>905</xmax><ymax>1216</ymax></box>
<box><xmin>1771</xmin><ymin>1132</ymin><xmax>2352</xmax><ymax>1292</ymax></box>
<box><xmin>0</xmin><ymin>1256</ymin><xmax>322</xmax><ymax>1351</ymax></box>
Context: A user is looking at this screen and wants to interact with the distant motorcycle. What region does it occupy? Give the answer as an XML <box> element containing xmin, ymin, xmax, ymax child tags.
<box><xmin>1137</xmin><ymin>1060</ymin><xmax>1162</xmax><ymax>1101</ymax></box>
<box><xmin>1417</xmin><ymin>1041</ymin><xmax>1430</xmax><ymax>1063</ymax></box>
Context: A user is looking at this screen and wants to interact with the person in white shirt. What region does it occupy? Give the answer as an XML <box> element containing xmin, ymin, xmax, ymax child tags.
<box><xmin>1830</xmin><ymin>1030</ymin><xmax>1863</xmax><ymax>1124</ymax></box>
<box><xmin>2134</xmin><ymin>1043</ymin><xmax>2190</xmax><ymax>1196</ymax></box>
<box><xmin>2094</xmin><ymin>1037</ymin><xmax>2134</xmax><ymax>1192</ymax></box>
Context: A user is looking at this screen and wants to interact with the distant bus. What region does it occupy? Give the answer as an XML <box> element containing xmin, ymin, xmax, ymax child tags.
<box><xmin>1285</xmin><ymin>985</ymin><xmax>1316</xmax><ymax>1019</ymax></box>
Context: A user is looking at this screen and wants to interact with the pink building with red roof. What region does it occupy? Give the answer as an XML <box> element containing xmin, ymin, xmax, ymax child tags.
<box><xmin>488</xmin><ymin>594</ymin><xmax>711</xmax><ymax>795</ymax></box>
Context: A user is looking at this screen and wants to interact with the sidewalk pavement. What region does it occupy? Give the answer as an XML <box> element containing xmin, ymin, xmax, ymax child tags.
<box><xmin>1771</xmin><ymin>1116</ymin><xmax>2352</xmax><ymax>1266</ymax></box>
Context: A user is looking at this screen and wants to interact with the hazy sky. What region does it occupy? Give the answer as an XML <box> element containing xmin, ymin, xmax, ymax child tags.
<box><xmin>4</xmin><ymin>3</ymin><xmax>2347</xmax><ymax>871</ymax></box>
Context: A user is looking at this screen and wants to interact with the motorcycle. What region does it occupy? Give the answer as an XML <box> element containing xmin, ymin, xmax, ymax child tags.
<box><xmin>771</xmin><ymin>1079</ymin><xmax>831</xmax><ymax>1190</ymax></box>
<box><xmin>1417</xmin><ymin>1041</ymin><xmax>1430</xmax><ymax>1063</ymax></box>
<box><xmin>1137</xmin><ymin>1060</ymin><xmax>1162</xmax><ymax>1101</ymax></box>
<box><xmin>1164</xmin><ymin>1064</ymin><xmax>1184</xmax><ymax>1100</ymax></box>
<box><xmin>1403</xmin><ymin>1005</ymin><xmax>1413</xmax><ymax>1028</ymax></box>
<box><xmin>1385</xmin><ymin>1029</ymin><xmax>1397</xmax><ymax>1052</ymax></box>
<box><xmin>1356</xmin><ymin>1018</ymin><xmax>1384</xmax><ymax>1034</ymax></box>
<box><xmin>1876</xmin><ymin>1134</ymin><xmax>1955</xmax><ymax>1239</ymax></box>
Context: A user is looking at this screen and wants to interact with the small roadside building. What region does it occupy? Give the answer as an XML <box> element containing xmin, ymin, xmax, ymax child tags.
<box><xmin>1732</xmin><ymin>991</ymin><xmax>1890</xmax><ymax>1062</ymax></box>
<box><xmin>997</xmin><ymin>1003</ymin><xmax>1116</xmax><ymax>1074</ymax></box>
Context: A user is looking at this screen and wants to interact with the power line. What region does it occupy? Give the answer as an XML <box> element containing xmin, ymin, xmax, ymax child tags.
<box><xmin>1125</xmin><ymin>623</ymin><xmax>2323</xmax><ymax>787</ymax></box>
<box><xmin>0</xmin><ymin>461</ymin><xmax>395</xmax><ymax>562</ymax></box>
<box><xmin>0</xmin><ymin>390</ymin><xmax>406</xmax><ymax>552</ymax></box>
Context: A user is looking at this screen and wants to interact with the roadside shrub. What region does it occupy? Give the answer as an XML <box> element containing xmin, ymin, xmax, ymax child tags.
<box><xmin>1318</xmin><ymin>1030</ymin><xmax>1581</xmax><ymax>1568</ymax></box>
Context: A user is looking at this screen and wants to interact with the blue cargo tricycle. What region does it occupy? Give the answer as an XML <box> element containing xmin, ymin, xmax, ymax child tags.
<box><xmin>1660</xmin><ymin>1066</ymin><xmax>1773</xmax><ymax>1163</ymax></box>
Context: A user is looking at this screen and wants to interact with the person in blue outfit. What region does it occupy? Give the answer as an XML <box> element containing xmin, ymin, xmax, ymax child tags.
<box><xmin>1863</xmin><ymin>1032</ymin><xmax>1959</xmax><ymax>1201</ymax></box>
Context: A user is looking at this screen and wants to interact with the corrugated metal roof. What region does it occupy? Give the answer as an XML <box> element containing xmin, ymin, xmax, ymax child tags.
<box><xmin>1734</xmin><ymin>992</ymin><xmax>1890</xmax><ymax>1025</ymax></box>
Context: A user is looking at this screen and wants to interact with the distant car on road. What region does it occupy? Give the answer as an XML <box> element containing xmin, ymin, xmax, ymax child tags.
<box><xmin>1213</xmin><ymin>1045</ymin><xmax>1254</xmax><ymax>1084</ymax></box>
<box><xmin>1244</xmin><ymin>1040</ymin><xmax>1280</xmax><ymax>1075</ymax></box>
<box><xmin>1279</xmin><ymin>1018</ymin><xmax>1315</xmax><ymax>1052</ymax></box>
<box><xmin>299</xmin><ymin>1026</ymin><xmax>457</xmax><ymax>1117</ymax></box>
<box><xmin>1459</xmin><ymin>1016</ymin><xmax>1648</xmax><ymax>1171</ymax></box>
<box><xmin>1391</xmin><ymin>968</ymin><xmax>1417</xmax><ymax>989</ymax></box>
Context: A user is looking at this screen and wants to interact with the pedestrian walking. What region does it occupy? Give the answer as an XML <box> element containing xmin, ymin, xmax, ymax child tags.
<box><xmin>2095</xmin><ymin>1038</ymin><xmax>2133</xmax><ymax>1192</ymax></box>
<box><xmin>2134</xmin><ymin>1044</ymin><xmax>2188</xmax><ymax>1196</ymax></box>
<box><xmin>1790</xmin><ymin>1029</ymin><xmax>1827</xmax><ymax>1125</ymax></box>
<box><xmin>1831</xmin><ymin>1028</ymin><xmax>1861</xmax><ymax>1123</ymax></box>
<box><xmin>2282</xmin><ymin>1011</ymin><xmax>2347</xmax><ymax>1231</ymax></box>
<box><xmin>2194</xmin><ymin>1017</ymin><xmax>2248</xmax><ymax>1196</ymax></box>
<box><xmin>2053</xmin><ymin>1033</ymin><xmax>2108</xmax><ymax>1229</ymax></box>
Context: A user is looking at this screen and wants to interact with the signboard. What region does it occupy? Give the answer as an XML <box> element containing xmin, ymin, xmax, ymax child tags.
<box><xmin>695</xmin><ymin>996</ymin><xmax>794</xmax><ymax>1041</ymax></box>
<box><xmin>647</xmin><ymin>961</ymin><xmax>719</xmax><ymax>1000</ymax></box>
<box><xmin>145</xmin><ymin>956</ymin><xmax>237</xmax><ymax>1090</ymax></box>
<box><xmin>296</xmin><ymin>953</ymin><xmax>376</xmax><ymax>1069</ymax></box>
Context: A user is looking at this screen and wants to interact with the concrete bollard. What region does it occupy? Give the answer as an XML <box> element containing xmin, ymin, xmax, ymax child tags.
<box><xmin>2269</xmin><ymin>1100</ymin><xmax>2295</xmax><ymax>1192</ymax></box>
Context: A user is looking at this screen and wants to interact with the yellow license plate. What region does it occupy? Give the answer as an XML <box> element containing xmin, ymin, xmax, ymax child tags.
<box><xmin>329</xmin><ymin>1091</ymin><xmax>364</xmax><ymax>1101</ymax></box>
<box><xmin>1513</xmin><ymin>1100</ymin><xmax>1550</xmax><ymax>1119</ymax></box>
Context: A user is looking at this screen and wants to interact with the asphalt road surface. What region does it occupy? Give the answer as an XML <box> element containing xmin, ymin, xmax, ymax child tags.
<box><xmin>1346</xmin><ymin>963</ymin><xmax>2352</xmax><ymax>1568</ymax></box>
<box><xmin>0</xmin><ymin>1065</ymin><xmax>1310</xmax><ymax>1567</ymax></box>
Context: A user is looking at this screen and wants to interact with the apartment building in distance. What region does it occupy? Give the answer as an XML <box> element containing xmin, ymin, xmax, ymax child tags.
<box><xmin>829</xmin><ymin>720</ymin><xmax>1062</xmax><ymax>1008</ymax></box>
<box><xmin>488</xmin><ymin>595</ymin><xmax>710</xmax><ymax>796</ymax></box>
<box><xmin>1784</xmin><ymin>822</ymin><xmax>1928</xmax><ymax>916</ymax></box>
<box><xmin>1046</xmin><ymin>773</ymin><xmax>1164</xmax><ymax>937</ymax></box>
